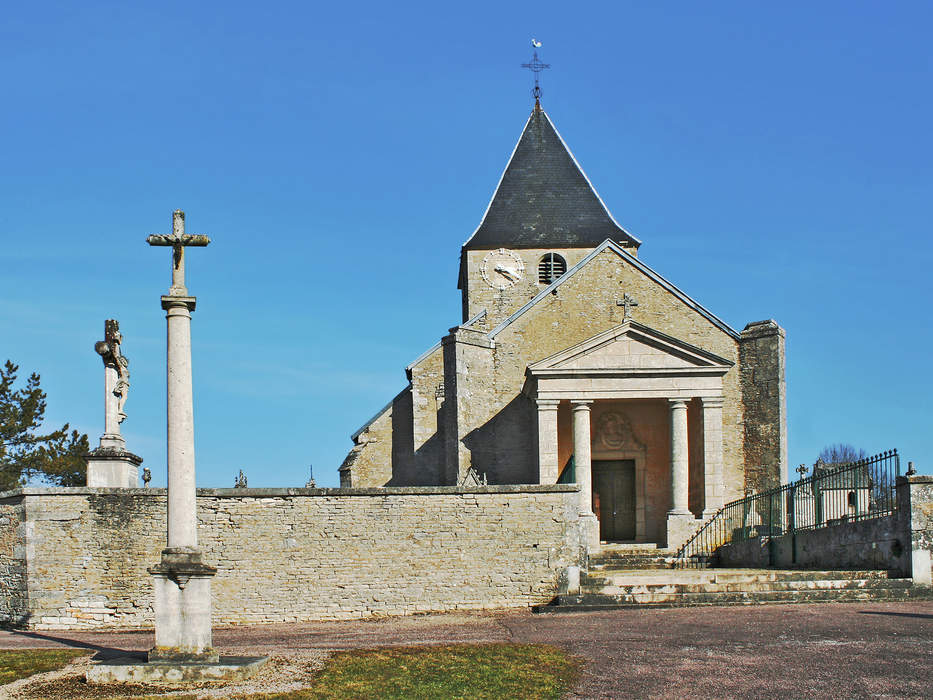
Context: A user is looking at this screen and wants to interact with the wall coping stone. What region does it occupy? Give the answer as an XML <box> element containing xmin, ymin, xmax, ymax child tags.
<box><xmin>0</xmin><ymin>484</ymin><xmax>580</xmax><ymax>502</ymax></box>
<box><xmin>897</xmin><ymin>475</ymin><xmax>933</xmax><ymax>485</ymax></box>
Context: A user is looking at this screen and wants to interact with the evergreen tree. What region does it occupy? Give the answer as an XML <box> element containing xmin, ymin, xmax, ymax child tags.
<box><xmin>0</xmin><ymin>360</ymin><xmax>89</xmax><ymax>490</ymax></box>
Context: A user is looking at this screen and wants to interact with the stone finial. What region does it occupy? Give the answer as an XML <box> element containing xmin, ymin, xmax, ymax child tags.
<box><xmin>234</xmin><ymin>470</ymin><xmax>248</xmax><ymax>488</ymax></box>
<box><xmin>906</xmin><ymin>461</ymin><xmax>917</xmax><ymax>476</ymax></box>
<box><xmin>305</xmin><ymin>464</ymin><xmax>316</xmax><ymax>488</ymax></box>
<box><xmin>142</xmin><ymin>467</ymin><xmax>152</xmax><ymax>487</ymax></box>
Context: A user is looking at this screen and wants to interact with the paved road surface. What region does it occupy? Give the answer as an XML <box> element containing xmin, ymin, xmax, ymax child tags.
<box><xmin>1</xmin><ymin>601</ymin><xmax>930</xmax><ymax>698</ymax></box>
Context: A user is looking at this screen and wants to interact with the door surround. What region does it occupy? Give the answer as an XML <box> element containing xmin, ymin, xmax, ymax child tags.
<box><xmin>591</xmin><ymin>410</ymin><xmax>648</xmax><ymax>542</ymax></box>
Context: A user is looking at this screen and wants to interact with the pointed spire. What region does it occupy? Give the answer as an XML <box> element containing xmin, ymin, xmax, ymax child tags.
<box><xmin>464</xmin><ymin>108</ymin><xmax>639</xmax><ymax>251</ymax></box>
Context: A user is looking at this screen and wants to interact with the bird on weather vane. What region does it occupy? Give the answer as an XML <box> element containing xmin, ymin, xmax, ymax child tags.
<box><xmin>522</xmin><ymin>39</ymin><xmax>550</xmax><ymax>105</ymax></box>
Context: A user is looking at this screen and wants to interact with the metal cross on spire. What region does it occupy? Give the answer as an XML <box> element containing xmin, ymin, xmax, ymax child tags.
<box><xmin>521</xmin><ymin>39</ymin><xmax>550</xmax><ymax>106</ymax></box>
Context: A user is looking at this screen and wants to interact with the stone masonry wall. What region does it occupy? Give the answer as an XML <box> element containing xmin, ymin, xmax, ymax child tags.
<box><xmin>716</xmin><ymin>516</ymin><xmax>902</xmax><ymax>571</ymax></box>
<box><xmin>0</xmin><ymin>500</ymin><xmax>27</xmax><ymax>626</ymax></box>
<box><xmin>739</xmin><ymin>320</ymin><xmax>788</xmax><ymax>490</ymax></box>
<box><xmin>0</xmin><ymin>485</ymin><xmax>584</xmax><ymax>631</ymax></box>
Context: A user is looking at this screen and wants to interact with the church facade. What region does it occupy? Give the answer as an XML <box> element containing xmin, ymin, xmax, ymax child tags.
<box><xmin>340</xmin><ymin>103</ymin><xmax>787</xmax><ymax>549</ymax></box>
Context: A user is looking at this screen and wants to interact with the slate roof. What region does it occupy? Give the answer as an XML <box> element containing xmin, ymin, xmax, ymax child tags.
<box><xmin>463</xmin><ymin>105</ymin><xmax>639</xmax><ymax>250</ymax></box>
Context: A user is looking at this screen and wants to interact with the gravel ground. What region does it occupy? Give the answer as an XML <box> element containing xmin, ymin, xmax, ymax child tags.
<box><xmin>0</xmin><ymin>601</ymin><xmax>931</xmax><ymax>699</ymax></box>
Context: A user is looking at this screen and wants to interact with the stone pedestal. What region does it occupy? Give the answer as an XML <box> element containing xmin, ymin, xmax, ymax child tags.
<box><xmin>666</xmin><ymin>512</ymin><xmax>700</xmax><ymax>551</ymax></box>
<box><xmin>148</xmin><ymin>548</ymin><xmax>218</xmax><ymax>662</ymax></box>
<box><xmin>85</xmin><ymin>445</ymin><xmax>142</xmax><ymax>488</ymax></box>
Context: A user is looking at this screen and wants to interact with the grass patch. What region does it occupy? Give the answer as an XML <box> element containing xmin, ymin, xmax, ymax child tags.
<box><xmin>0</xmin><ymin>648</ymin><xmax>89</xmax><ymax>684</ymax></box>
<box><xmin>266</xmin><ymin>643</ymin><xmax>581</xmax><ymax>700</ymax></box>
<box><xmin>10</xmin><ymin>643</ymin><xmax>580</xmax><ymax>699</ymax></box>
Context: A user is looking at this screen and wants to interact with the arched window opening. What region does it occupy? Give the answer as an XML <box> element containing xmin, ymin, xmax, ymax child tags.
<box><xmin>538</xmin><ymin>253</ymin><xmax>567</xmax><ymax>284</ymax></box>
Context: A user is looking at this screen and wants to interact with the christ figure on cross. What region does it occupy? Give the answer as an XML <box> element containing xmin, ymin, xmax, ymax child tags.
<box><xmin>146</xmin><ymin>210</ymin><xmax>211</xmax><ymax>296</ymax></box>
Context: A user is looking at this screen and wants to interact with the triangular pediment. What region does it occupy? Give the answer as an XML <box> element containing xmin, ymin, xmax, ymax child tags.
<box><xmin>528</xmin><ymin>321</ymin><xmax>733</xmax><ymax>374</ymax></box>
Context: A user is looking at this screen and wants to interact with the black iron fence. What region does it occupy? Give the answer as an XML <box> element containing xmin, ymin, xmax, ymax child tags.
<box><xmin>676</xmin><ymin>449</ymin><xmax>900</xmax><ymax>568</ymax></box>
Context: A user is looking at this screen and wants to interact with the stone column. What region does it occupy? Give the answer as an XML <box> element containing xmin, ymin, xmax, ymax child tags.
<box><xmin>668</xmin><ymin>398</ymin><xmax>691</xmax><ymax>516</ymax></box>
<box><xmin>536</xmin><ymin>399</ymin><xmax>560</xmax><ymax>484</ymax></box>
<box><xmin>701</xmin><ymin>396</ymin><xmax>725</xmax><ymax>519</ymax></box>
<box><xmin>572</xmin><ymin>401</ymin><xmax>594</xmax><ymax>515</ymax></box>
<box><xmin>163</xmin><ymin>296</ymin><xmax>198</xmax><ymax>549</ymax></box>
<box><xmin>665</xmin><ymin>397</ymin><xmax>697</xmax><ymax>549</ymax></box>
<box><xmin>101</xmin><ymin>361</ymin><xmax>122</xmax><ymax>446</ymax></box>
<box><xmin>572</xmin><ymin>400</ymin><xmax>599</xmax><ymax>550</ymax></box>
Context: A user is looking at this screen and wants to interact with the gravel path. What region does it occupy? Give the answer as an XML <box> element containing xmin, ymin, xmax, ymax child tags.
<box><xmin>1</xmin><ymin>601</ymin><xmax>931</xmax><ymax>698</ymax></box>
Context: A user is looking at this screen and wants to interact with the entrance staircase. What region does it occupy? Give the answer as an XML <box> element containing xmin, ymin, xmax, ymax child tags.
<box><xmin>534</xmin><ymin>543</ymin><xmax>933</xmax><ymax>613</ymax></box>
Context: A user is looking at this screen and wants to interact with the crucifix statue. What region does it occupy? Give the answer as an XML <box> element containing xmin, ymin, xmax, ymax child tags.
<box><xmin>85</xmin><ymin>319</ymin><xmax>142</xmax><ymax>488</ymax></box>
<box><xmin>94</xmin><ymin>319</ymin><xmax>131</xmax><ymax>439</ymax></box>
<box><xmin>796</xmin><ymin>464</ymin><xmax>809</xmax><ymax>480</ymax></box>
<box><xmin>616</xmin><ymin>293</ymin><xmax>639</xmax><ymax>321</ymax></box>
<box><xmin>146</xmin><ymin>210</ymin><xmax>211</xmax><ymax>297</ymax></box>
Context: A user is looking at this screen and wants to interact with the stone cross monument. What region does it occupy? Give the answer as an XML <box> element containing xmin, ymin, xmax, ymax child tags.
<box><xmin>145</xmin><ymin>210</ymin><xmax>218</xmax><ymax>663</ymax></box>
<box><xmin>85</xmin><ymin>319</ymin><xmax>142</xmax><ymax>487</ymax></box>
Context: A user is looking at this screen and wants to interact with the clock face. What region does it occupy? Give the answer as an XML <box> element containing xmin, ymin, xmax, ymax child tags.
<box><xmin>481</xmin><ymin>248</ymin><xmax>525</xmax><ymax>290</ymax></box>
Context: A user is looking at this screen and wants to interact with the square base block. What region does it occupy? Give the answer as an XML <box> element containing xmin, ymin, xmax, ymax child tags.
<box><xmin>666</xmin><ymin>512</ymin><xmax>701</xmax><ymax>550</ymax></box>
<box><xmin>86</xmin><ymin>457</ymin><xmax>139</xmax><ymax>488</ymax></box>
<box><xmin>151</xmin><ymin>573</ymin><xmax>216</xmax><ymax>661</ymax></box>
<box><xmin>86</xmin><ymin>655</ymin><xmax>268</xmax><ymax>684</ymax></box>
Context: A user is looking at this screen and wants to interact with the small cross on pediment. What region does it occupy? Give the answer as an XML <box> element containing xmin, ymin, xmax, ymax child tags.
<box><xmin>616</xmin><ymin>293</ymin><xmax>638</xmax><ymax>321</ymax></box>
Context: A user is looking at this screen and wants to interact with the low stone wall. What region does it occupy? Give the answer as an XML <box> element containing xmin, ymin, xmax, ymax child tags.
<box><xmin>716</xmin><ymin>516</ymin><xmax>903</xmax><ymax>571</ymax></box>
<box><xmin>716</xmin><ymin>476</ymin><xmax>932</xmax><ymax>580</ymax></box>
<box><xmin>0</xmin><ymin>485</ymin><xmax>584</xmax><ymax>630</ymax></box>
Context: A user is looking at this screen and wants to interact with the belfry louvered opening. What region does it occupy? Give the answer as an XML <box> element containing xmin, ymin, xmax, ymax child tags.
<box><xmin>538</xmin><ymin>253</ymin><xmax>567</xmax><ymax>284</ymax></box>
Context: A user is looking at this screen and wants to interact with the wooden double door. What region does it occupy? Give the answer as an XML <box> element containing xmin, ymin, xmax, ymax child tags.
<box><xmin>593</xmin><ymin>459</ymin><xmax>636</xmax><ymax>541</ymax></box>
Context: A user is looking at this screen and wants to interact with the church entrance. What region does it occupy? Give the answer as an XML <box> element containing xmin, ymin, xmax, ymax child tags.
<box><xmin>593</xmin><ymin>460</ymin><xmax>636</xmax><ymax>541</ymax></box>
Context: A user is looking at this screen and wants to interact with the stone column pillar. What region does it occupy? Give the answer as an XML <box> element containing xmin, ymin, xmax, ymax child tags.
<box><xmin>572</xmin><ymin>399</ymin><xmax>599</xmax><ymax>550</ymax></box>
<box><xmin>148</xmin><ymin>293</ymin><xmax>217</xmax><ymax>663</ymax></box>
<box><xmin>101</xmin><ymin>362</ymin><xmax>122</xmax><ymax>446</ymax></box>
<box><xmin>536</xmin><ymin>399</ymin><xmax>560</xmax><ymax>484</ymax></box>
<box><xmin>572</xmin><ymin>401</ymin><xmax>594</xmax><ymax>515</ymax></box>
<box><xmin>163</xmin><ymin>297</ymin><xmax>198</xmax><ymax>549</ymax></box>
<box><xmin>668</xmin><ymin>398</ymin><xmax>690</xmax><ymax>516</ymax></box>
<box><xmin>701</xmin><ymin>396</ymin><xmax>725</xmax><ymax>519</ymax></box>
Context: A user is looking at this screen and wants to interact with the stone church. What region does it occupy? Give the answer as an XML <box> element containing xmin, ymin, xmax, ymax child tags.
<box><xmin>340</xmin><ymin>101</ymin><xmax>787</xmax><ymax>549</ymax></box>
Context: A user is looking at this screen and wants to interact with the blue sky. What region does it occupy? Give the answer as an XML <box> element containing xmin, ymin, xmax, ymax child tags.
<box><xmin>2</xmin><ymin>1</ymin><xmax>931</xmax><ymax>487</ymax></box>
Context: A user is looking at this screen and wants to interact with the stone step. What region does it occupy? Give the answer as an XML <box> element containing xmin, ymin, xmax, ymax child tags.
<box><xmin>584</xmin><ymin>578</ymin><xmax>913</xmax><ymax>597</ymax></box>
<box><xmin>534</xmin><ymin>583</ymin><xmax>933</xmax><ymax>613</ymax></box>
<box><xmin>590</xmin><ymin>558</ymin><xmax>676</xmax><ymax>571</ymax></box>
<box><xmin>596</xmin><ymin>543</ymin><xmax>666</xmax><ymax>552</ymax></box>
<box><xmin>585</xmin><ymin>569</ymin><xmax>894</xmax><ymax>586</ymax></box>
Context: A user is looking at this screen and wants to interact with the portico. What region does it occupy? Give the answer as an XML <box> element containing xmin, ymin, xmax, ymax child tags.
<box><xmin>526</xmin><ymin>321</ymin><xmax>733</xmax><ymax>549</ymax></box>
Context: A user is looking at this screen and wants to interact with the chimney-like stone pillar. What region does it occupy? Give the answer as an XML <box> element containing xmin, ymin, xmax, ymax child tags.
<box><xmin>536</xmin><ymin>399</ymin><xmax>560</xmax><ymax>484</ymax></box>
<box><xmin>701</xmin><ymin>396</ymin><xmax>725</xmax><ymax>519</ymax></box>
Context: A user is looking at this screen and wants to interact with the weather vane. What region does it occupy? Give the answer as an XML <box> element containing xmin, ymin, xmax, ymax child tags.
<box><xmin>521</xmin><ymin>39</ymin><xmax>550</xmax><ymax>106</ymax></box>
